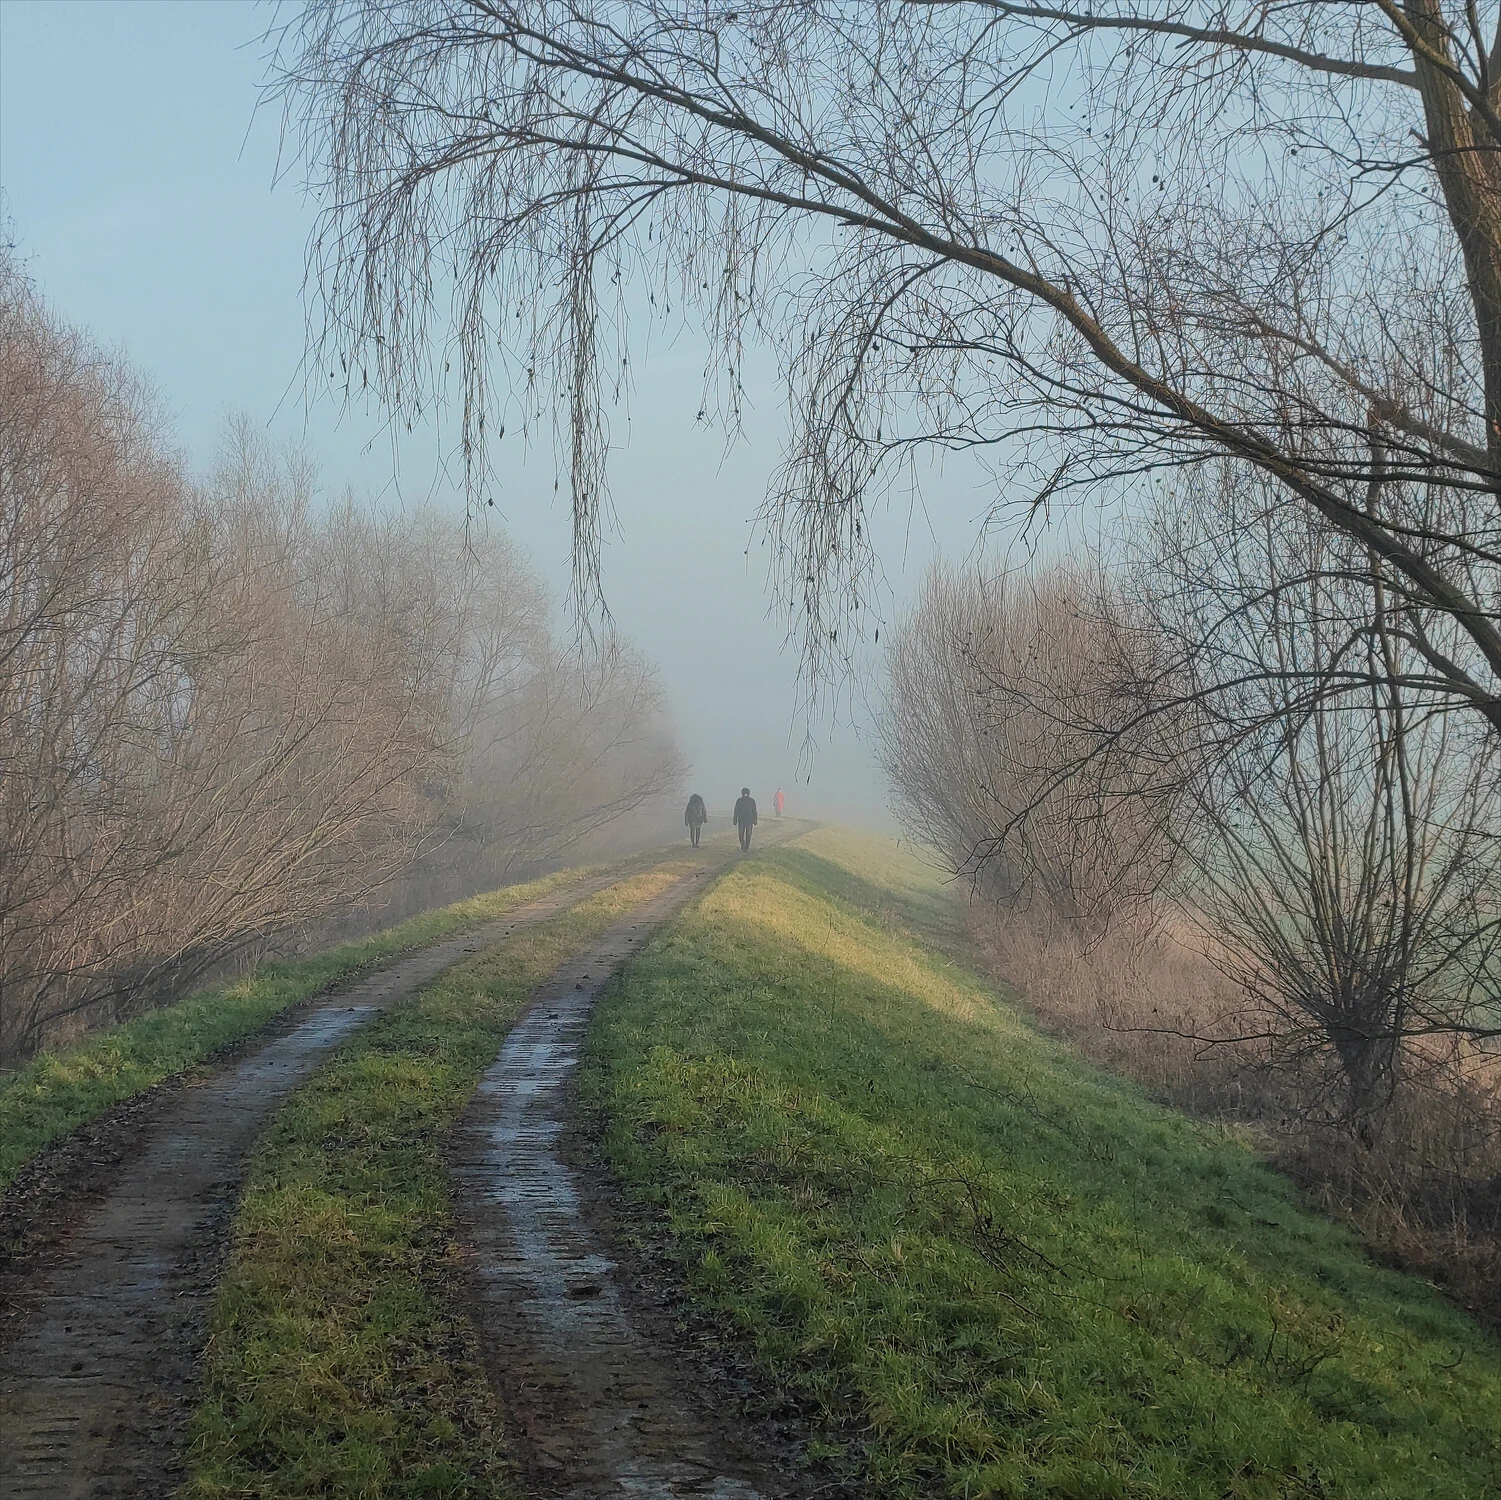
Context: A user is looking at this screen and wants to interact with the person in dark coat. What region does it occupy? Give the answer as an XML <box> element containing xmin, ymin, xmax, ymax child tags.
<box><xmin>684</xmin><ymin>792</ymin><xmax>708</xmax><ymax>847</ymax></box>
<box><xmin>733</xmin><ymin>787</ymin><xmax>757</xmax><ymax>851</ymax></box>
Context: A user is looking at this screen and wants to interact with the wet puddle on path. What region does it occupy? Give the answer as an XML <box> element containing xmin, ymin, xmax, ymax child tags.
<box><xmin>451</xmin><ymin>863</ymin><xmax>777</xmax><ymax>1499</ymax></box>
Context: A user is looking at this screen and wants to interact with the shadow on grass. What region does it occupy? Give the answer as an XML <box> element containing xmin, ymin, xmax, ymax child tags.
<box><xmin>754</xmin><ymin>844</ymin><xmax>959</xmax><ymax>945</ymax></box>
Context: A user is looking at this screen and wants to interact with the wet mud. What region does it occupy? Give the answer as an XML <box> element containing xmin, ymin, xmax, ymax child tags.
<box><xmin>0</xmin><ymin>871</ymin><xmax>625</xmax><ymax>1500</ymax></box>
<box><xmin>451</xmin><ymin>841</ymin><xmax>826</xmax><ymax>1499</ymax></box>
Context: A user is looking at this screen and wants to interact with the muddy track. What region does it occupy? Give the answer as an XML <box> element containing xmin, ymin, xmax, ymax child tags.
<box><xmin>0</xmin><ymin>864</ymin><xmax>639</xmax><ymax>1500</ymax></box>
<box><xmin>451</xmin><ymin>837</ymin><xmax>802</xmax><ymax>1498</ymax></box>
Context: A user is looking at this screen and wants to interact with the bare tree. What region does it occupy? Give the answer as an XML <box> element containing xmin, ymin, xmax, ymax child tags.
<box><xmin>276</xmin><ymin>0</ymin><xmax>1501</xmax><ymax>723</ymax></box>
<box><xmin>879</xmin><ymin>476</ymin><xmax>1501</xmax><ymax>1141</ymax></box>
<box><xmin>1</xmin><ymin>257</ymin><xmax>223</xmax><ymax>1053</ymax></box>
<box><xmin>0</xmin><ymin>319</ymin><xmax>447</xmax><ymax>1058</ymax></box>
<box><xmin>1142</xmin><ymin>479</ymin><xmax>1501</xmax><ymax>1140</ymax></box>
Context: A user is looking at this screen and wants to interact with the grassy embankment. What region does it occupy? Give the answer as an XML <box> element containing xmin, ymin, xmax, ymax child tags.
<box><xmin>0</xmin><ymin>854</ymin><xmax>653</xmax><ymax>1193</ymax></box>
<box><xmin>584</xmin><ymin>827</ymin><xmax>1501</xmax><ymax>1499</ymax></box>
<box><xmin>182</xmin><ymin>856</ymin><xmax>710</xmax><ymax>1500</ymax></box>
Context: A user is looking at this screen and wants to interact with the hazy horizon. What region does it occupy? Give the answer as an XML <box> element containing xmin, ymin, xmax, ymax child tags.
<box><xmin>0</xmin><ymin>0</ymin><xmax>1051</xmax><ymax>835</ymax></box>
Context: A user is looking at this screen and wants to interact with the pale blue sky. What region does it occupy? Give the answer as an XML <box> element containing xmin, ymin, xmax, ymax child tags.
<box><xmin>0</xmin><ymin>0</ymin><xmax>1009</xmax><ymax>829</ymax></box>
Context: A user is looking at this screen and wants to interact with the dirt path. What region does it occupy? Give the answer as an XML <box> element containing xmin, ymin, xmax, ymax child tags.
<box><xmin>451</xmin><ymin>846</ymin><xmax>796</xmax><ymax>1498</ymax></box>
<box><xmin>0</xmin><ymin>866</ymin><xmax>636</xmax><ymax>1500</ymax></box>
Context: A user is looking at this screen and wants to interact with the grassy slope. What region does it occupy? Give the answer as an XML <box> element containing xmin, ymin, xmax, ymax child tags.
<box><xmin>585</xmin><ymin>827</ymin><xmax>1501</xmax><ymax>1500</ymax></box>
<box><xmin>0</xmin><ymin>863</ymin><xmax>635</xmax><ymax>1194</ymax></box>
<box><xmin>183</xmin><ymin>859</ymin><xmax>703</xmax><ymax>1500</ymax></box>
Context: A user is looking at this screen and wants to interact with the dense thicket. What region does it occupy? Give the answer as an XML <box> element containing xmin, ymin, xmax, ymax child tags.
<box><xmin>0</xmin><ymin>257</ymin><xmax>681</xmax><ymax>1061</ymax></box>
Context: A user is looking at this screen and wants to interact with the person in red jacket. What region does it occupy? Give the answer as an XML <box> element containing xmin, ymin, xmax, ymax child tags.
<box><xmin>733</xmin><ymin>787</ymin><xmax>757</xmax><ymax>851</ymax></box>
<box><xmin>774</xmin><ymin>787</ymin><xmax>785</xmax><ymax>818</ymax></box>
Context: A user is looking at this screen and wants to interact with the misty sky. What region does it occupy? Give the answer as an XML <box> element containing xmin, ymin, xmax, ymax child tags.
<box><xmin>0</xmin><ymin>0</ymin><xmax>1029</xmax><ymax>831</ymax></box>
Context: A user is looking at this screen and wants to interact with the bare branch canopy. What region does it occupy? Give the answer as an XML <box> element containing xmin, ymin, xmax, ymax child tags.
<box><xmin>276</xmin><ymin>1</ymin><xmax>1501</xmax><ymax>723</ymax></box>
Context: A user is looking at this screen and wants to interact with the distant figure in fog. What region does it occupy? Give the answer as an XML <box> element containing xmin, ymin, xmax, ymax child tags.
<box><xmin>733</xmin><ymin>787</ymin><xmax>758</xmax><ymax>852</ymax></box>
<box><xmin>684</xmin><ymin>793</ymin><xmax>708</xmax><ymax>847</ymax></box>
<box><xmin>774</xmin><ymin>787</ymin><xmax>785</xmax><ymax>818</ymax></box>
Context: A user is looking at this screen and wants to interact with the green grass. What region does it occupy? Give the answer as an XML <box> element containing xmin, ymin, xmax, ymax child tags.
<box><xmin>183</xmin><ymin>859</ymin><xmax>700</xmax><ymax>1500</ymax></box>
<box><xmin>584</xmin><ymin>826</ymin><xmax>1501</xmax><ymax>1500</ymax></box>
<box><xmin>0</xmin><ymin>860</ymin><xmax>632</xmax><ymax>1193</ymax></box>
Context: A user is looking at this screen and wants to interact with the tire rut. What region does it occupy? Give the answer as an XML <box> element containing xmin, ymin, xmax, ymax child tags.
<box><xmin>451</xmin><ymin>843</ymin><xmax>791</xmax><ymax>1498</ymax></box>
<box><xmin>0</xmin><ymin>865</ymin><xmax>637</xmax><ymax>1500</ymax></box>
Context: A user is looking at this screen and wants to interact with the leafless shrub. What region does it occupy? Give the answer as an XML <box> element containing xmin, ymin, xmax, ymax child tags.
<box><xmin>879</xmin><ymin>557</ymin><xmax>1181</xmax><ymax>924</ymax></box>
<box><xmin>967</xmin><ymin>907</ymin><xmax>1256</xmax><ymax>1117</ymax></box>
